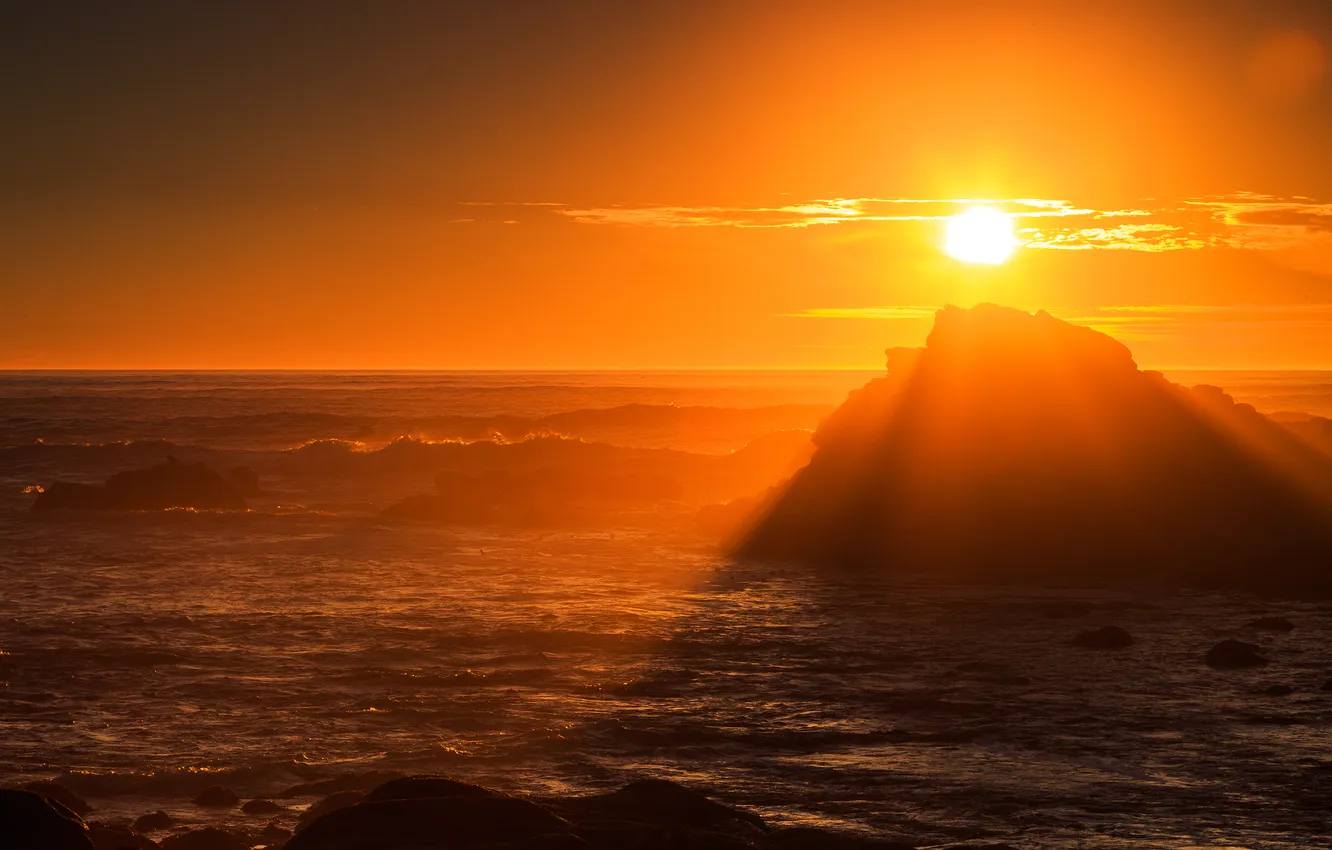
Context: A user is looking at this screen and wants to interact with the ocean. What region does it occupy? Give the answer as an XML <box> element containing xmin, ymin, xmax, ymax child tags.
<box><xmin>2</xmin><ymin>370</ymin><xmax>1331</xmax><ymax>848</ymax></box>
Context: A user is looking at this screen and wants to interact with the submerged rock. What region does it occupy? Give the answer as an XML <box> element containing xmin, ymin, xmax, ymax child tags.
<box><xmin>240</xmin><ymin>798</ymin><xmax>285</xmax><ymax>815</ymax></box>
<box><xmin>0</xmin><ymin>788</ymin><xmax>94</xmax><ymax>850</ymax></box>
<box><xmin>132</xmin><ymin>811</ymin><xmax>173</xmax><ymax>833</ymax></box>
<box><xmin>1263</xmin><ymin>684</ymin><xmax>1295</xmax><ymax>696</ymax></box>
<box><xmin>737</xmin><ymin>305</ymin><xmax>1332</xmax><ymax>591</ymax></box>
<box><xmin>1206</xmin><ymin>640</ymin><xmax>1268</xmax><ymax>668</ymax></box>
<box><xmin>192</xmin><ymin>785</ymin><xmax>240</xmax><ymax>808</ymax></box>
<box><xmin>33</xmin><ymin>457</ymin><xmax>249</xmax><ymax>512</ymax></box>
<box><xmin>1072</xmin><ymin>626</ymin><xmax>1134</xmax><ymax>650</ymax></box>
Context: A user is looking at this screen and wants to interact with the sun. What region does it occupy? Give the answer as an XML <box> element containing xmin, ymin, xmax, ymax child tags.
<box><xmin>944</xmin><ymin>207</ymin><xmax>1017</xmax><ymax>265</ymax></box>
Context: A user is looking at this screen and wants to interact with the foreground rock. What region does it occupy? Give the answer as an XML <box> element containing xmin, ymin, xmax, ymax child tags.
<box><xmin>0</xmin><ymin>788</ymin><xmax>94</xmax><ymax>850</ymax></box>
<box><xmin>738</xmin><ymin>305</ymin><xmax>1332</xmax><ymax>591</ymax></box>
<box><xmin>21</xmin><ymin>781</ymin><xmax>92</xmax><ymax>817</ymax></box>
<box><xmin>193</xmin><ymin>785</ymin><xmax>240</xmax><ymax>807</ymax></box>
<box><xmin>132</xmin><ymin>811</ymin><xmax>173</xmax><ymax>833</ymax></box>
<box><xmin>286</xmin><ymin>774</ymin><xmax>896</xmax><ymax>850</ymax></box>
<box><xmin>33</xmin><ymin>457</ymin><xmax>250</xmax><ymax>512</ymax></box>
<box><xmin>160</xmin><ymin>827</ymin><xmax>249</xmax><ymax>850</ymax></box>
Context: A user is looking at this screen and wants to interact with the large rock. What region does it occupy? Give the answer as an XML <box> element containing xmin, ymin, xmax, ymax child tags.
<box><xmin>88</xmin><ymin>823</ymin><xmax>159</xmax><ymax>850</ymax></box>
<box><xmin>0</xmin><ymin>788</ymin><xmax>94</xmax><ymax>850</ymax></box>
<box><xmin>1206</xmin><ymin>639</ymin><xmax>1268</xmax><ymax>668</ymax></box>
<box><xmin>1072</xmin><ymin>626</ymin><xmax>1134</xmax><ymax>650</ymax></box>
<box><xmin>192</xmin><ymin>785</ymin><xmax>240</xmax><ymax>808</ymax></box>
<box><xmin>33</xmin><ymin>458</ymin><xmax>248</xmax><ymax>512</ymax></box>
<box><xmin>22</xmin><ymin>781</ymin><xmax>92</xmax><ymax>817</ymax></box>
<box><xmin>159</xmin><ymin>828</ymin><xmax>250</xmax><ymax>850</ymax></box>
<box><xmin>737</xmin><ymin>305</ymin><xmax>1332</xmax><ymax>591</ymax></box>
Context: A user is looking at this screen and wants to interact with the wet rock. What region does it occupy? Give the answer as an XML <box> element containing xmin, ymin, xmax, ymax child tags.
<box><xmin>1072</xmin><ymin>625</ymin><xmax>1134</xmax><ymax>650</ymax></box>
<box><xmin>22</xmin><ymin>781</ymin><xmax>92</xmax><ymax>817</ymax></box>
<box><xmin>548</xmin><ymin>778</ymin><xmax>768</xmax><ymax>846</ymax></box>
<box><xmin>192</xmin><ymin>785</ymin><xmax>240</xmax><ymax>808</ymax></box>
<box><xmin>286</xmin><ymin>787</ymin><xmax>572</xmax><ymax>850</ymax></box>
<box><xmin>0</xmin><ymin>788</ymin><xmax>94</xmax><ymax>850</ymax></box>
<box><xmin>1264</xmin><ymin>684</ymin><xmax>1295</xmax><ymax>696</ymax></box>
<box><xmin>1322</xmin><ymin>679</ymin><xmax>1332</xmax><ymax>692</ymax></box>
<box><xmin>132</xmin><ymin>811</ymin><xmax>173</xmax><ymax>833</ymax></box>
<box><xmin>1206</xmin><ymin>639</ymin><xmax>1268</xmax><ymax>668</ymax></box>
<box><xmin>1247</xmin><ymin>616</ymin><xmax>1295</xmax><ymax>632</ymax></box>
<box><xmin>241</xmin><ymin>798</ymin><xmax>286</xmax><ymax>815</ymax></box>
<box><xmin>362</xmin><ymin>776</ymin><xmax>500</xmax><ymax>803</ymax></box>
<box><xmin>159</xmin><ymin>827</ymin><xmax>250</xmax><ymax>850</ymax></box>
<box><xmin>260</xmin><ymin>821</ymin><xmax>292</xmax><ymax>843</ymax></box>
<box><xmin>279</xmin><ymin>770</ymin><xmax>404</xmax><ymax>799</ymax></box>
<box><xmin>88</xmin><ymin>823</ymin><xmax>159</xmax><ymax>850</ymax></box>
<box><xmin>33</xmin><ymin>458</ymin><xmax>248</xmax><ymax>512</ymax></box>
<box><xmin>295</xmin><ymin>790</ymin><xmax>365</xmax><ymax>831</ymax></box>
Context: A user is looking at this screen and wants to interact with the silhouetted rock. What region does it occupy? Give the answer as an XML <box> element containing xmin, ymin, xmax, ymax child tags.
<box><xmin>1264</xmin><ymin>684</ymin><xmax>1295</xmax><ymax>696</ymax></box>
<box><xmin>132</xmin><ymin>811</ymin><xmax>173</xmax><ymax>833</ymax></box>
<box><xmin>279</xmin><ymin>770</ymin><xmax>404</xmax><ymax>798</ymax></box>
<box><xmin>241</xmin><ymin>798</ymin><xmax>285</xmax><ymax>815</ymax></box>
<box><xmin>738</xmin><ymin>305</ymin><xmax>1332</xmax><ymax>591</ymax></box>
<box><xmin>260</xmin><ymin>821</ymin><xmax>292</xmax><ymax>844</ymax></box>
<box><xmin>284</xmin><ymin>775</ymin><xmax>900</xmax><ymax>850</ymax></box>
<box><xmin>22</xmin><ymin>780</ymin><xmax>92</xmax><ymax>817</ymax></box>
<box><xmin>295</xmin><ymin>790</ymin><xmax>365</xmax><ymax>831</ymax></box>
<box><xmin>1321</xmin><ymin>679</ymin><xmax>1332</xmax><ymax>691</ymax></box>
<box><xmin>159</xmin><ymin>827</ymin><xmax>249</xmax><ymax>850</ymax></box>
<box><xmin>1247</xmin><ymin>616</ymin><xmax>1295</xmax><ymax>632</ymax></box>
<box><xmin>0</xmin><ymin>788</ymin><xmax>94</xmax><ymax>850</ymax></box>
<box><xmin>33</xmin><ymin>458</ymin><xmax>248</xmax><ymax>512</ymax></box>
<box><xmin>1206</xmin><ymin>640</ymin><xmax>1268</xmax><ymax>668</ymax></box>
<box><xmin>88</xmin><ymin>822</ymin><xmax>158</xmax><ymax>850</ymax></box>
<box><xmin>1073</xmin><ymin>625</ymin><xmax>1134</xmax><ymax>649</ymax></box>
<box><xmin>192</xmin><ymin>785</ymin><xmax>240</xmax><ymax>807</ymax></box>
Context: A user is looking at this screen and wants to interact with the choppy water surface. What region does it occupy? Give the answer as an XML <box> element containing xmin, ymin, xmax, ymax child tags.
<box><xmin>2</xmin><ymin>372</ymin><xmax>1331</xmax><ymax>848</ymax></box>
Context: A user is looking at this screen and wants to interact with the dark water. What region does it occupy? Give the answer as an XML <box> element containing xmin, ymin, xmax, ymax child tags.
<box><xmin>2</xmin><ymin>371</ymin><xmax>1331</xmax><ymax>848</ymax></box>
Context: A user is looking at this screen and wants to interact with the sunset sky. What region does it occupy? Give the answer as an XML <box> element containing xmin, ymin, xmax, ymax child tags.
<box><xmin>5</xmin><ymin>1</ymin><xmax>1332</xmax><ymax>369</ymax></box>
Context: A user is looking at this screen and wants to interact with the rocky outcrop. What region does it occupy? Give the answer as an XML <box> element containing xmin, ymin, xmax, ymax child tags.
<box><xmin>0</xmin><ymin>788</ymin><xmax>94</xmax><ymax>850</ymax></box>
<box><xmin>32</xmin><ymin>458</ymin><xmax>249</xmax><ymax>512</ymax></box>
<box><xmin>192</xmin><ymin>785</ymin><xmax>240</xmax><ymax>807</ymax></box>
<box><xmin>737</xmin><ymin>305</ymin><xmax>1332</xmax><ymax>591</ymax></box>
<box><xmin>285</xmin><ymin>775</ymin><xmax>885</xmax><ymax>850</ymax></box>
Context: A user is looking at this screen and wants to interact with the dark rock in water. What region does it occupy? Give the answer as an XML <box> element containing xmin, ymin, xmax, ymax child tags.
<box><xmin>279</xmin><ymin>770</ymin><xmax>405</xmax><ymax>798</ymax></box>
<box><xmin>132</xmin><ymin>811</ymin><xmax>173</xmax><ymax>833</ymax></box>
<box><xmin>1321</xmin><ymin>679</ymin><xmax>1332</xmax><ymax>691</ymax></box>
<box><xmin>192</xmin><ymin>785</ymin><xmax>240</xmax><ymax>808</ymax></box>
<box><xmin>1247</xmin><ymin>616</ymin><xmax>1295</xmax><ymax>632</ymax></box>
<box><xmin>295</xmin><ymin>790</ymin><xmax>366</xmax><ymax>831</ymax></box>
<box><xmin>88</xmin><ymin>822</ymin><xmax>158</xmax><ymax>850</ymax></box>
<box><xmin>1264</xmin><ymin>684</ymin><xmax>1295</xmax><ymax>696</ymax></box>
<box><xmin>159</xmin><ymin>827</ymin><xmax>249</xmax><ymax>850</ymax></box>
<box><xmin>22</xmin><ymin>780</ymin><xmax>92</xmax><ymax>817</ymax></box>
<box><xmin>240</xmin><ymin>798</ymin><xmax>285</xmax><ymax>815</ymax></box>
<box><xmin>33</xmin><ymin>458</ymin><xmax>248</xmax><ymax>512</ymax></box>
<box><xmin>286</xmin><ymin>785</ymin><xmax>571</xmax><ymax>850</ymax></box>
<box><xmin>362</xmin><ymin>775</ymin><xmax>499</xmax><ymax>803</ymax></box>
<box><xmin>1206</xmin><ymin>640</ymin><xmax>1268</xmax><ymax>668</ymax></box>
<box><xmin>0</xmin><ymin>788</ymin><xmax>94</xmax><ymax>850</ymax></box>
<box><xmin>1072</xmin><ymin>625</ymin><xmax>1134</xmax><ymax>650</ymax></box>
<box><xmin>260</xmin><ymin>821</ymin><xmax>292</xmax><ymax>843</ymax></box>
<box><xmin>286</xmin><ymin>775</ymin><xmax>883</xmax><ymax>850</ymax></box>
<box><xmin>737</xmin><ymin>305</ymin><xmax>1332</xmax><ymax>591</ymax></box>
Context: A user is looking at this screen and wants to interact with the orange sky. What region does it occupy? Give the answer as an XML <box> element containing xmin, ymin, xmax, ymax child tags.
<box><xmin>4</xmin><ymin>1</ymin><xmax>1332</xmax><ymax>369</ymax></box>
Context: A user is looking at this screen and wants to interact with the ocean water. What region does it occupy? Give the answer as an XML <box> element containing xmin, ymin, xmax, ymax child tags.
<box><xmin>2</xmin><ymin>370</ymin><xmax>1331</xmax><ymax>848</ymax></box>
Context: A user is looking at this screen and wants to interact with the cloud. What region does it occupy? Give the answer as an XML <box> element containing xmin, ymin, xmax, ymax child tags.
<box><xmin>457</xmin><ymin>192</ymin><xmax>1332</xmax><ymax>255</ymax></box>
<box><xmin>1057</xmin><ymin>304</ymin><xmax>1332</xmax><ymax>338</ymax></box>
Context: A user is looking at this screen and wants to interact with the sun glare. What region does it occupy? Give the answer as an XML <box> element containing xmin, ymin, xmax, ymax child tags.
<box><xmin>944</xmin><ymin>207</ymin><xmax>1018</xmax><ymax>265</ymax></box>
